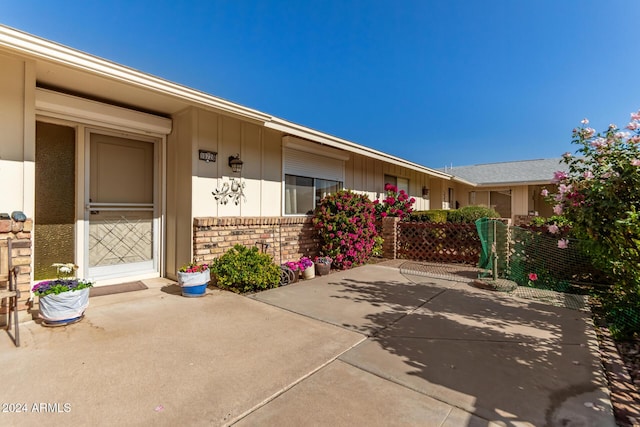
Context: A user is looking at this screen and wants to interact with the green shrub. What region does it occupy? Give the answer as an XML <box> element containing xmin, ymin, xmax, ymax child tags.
<box><xmin>529</xmin><ymin>215</ymin><xmax>572</xmax><ymax>227</ymax></box>
<box><xmin>447</xmin><ymin>206</ymin><xmax>500</xmax><ymax>223</ymax></box>
<box><xmin>409</xmin><ymin>210</ymin><xmax>448</xmax><ymax>223</ymax></box>
<box><xmin>211</xmin><ymin>244</ymin><xmax>280</xmax><ymax>293</ymax></box>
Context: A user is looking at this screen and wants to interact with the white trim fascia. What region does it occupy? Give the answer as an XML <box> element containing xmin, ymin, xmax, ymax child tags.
<box><xmin>36</xmin><ymin>88</ymin><xmax>172</xmax><ymax>135</ymax></box>
<box><xmin>0</xmin><ymin>25</ymin><xmax>271</xmax><ymax>123</ymax></box>
<box><xmin>451</xmin><ymin>176</ymin><xmax>478</xmax><ymax>186</ymax></box>
<box><xmin>267</xmin><ymin>118</ymin><xmax>452</xmax><ymax>180</ymax></box>
<box><xmin>470</xmin><ymin>180</ymin><xmax>552</xmax><ymax>187</ymax></box>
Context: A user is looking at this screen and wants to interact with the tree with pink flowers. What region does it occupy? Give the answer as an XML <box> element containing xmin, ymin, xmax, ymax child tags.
<box><xmin>545</xmin><ymin>111</ymin><xmax>640</xmax><ymax>338</ymax></box>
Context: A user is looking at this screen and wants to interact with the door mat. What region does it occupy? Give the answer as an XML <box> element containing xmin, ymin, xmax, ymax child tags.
<box><xmin>89</xmin><ymin>281</ymin><xmax>148</xmax><ymax>297</ymax></box>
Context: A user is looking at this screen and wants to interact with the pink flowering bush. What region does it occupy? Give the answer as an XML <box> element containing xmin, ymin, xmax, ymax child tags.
<box><xmin>374</xmin><ymin>184</ymin><xmax>416</xmax><ymax>221</ymax></box>
<box><xmin>543</xmin><ymin>112</ymin><xmax>640</xmax><ymax>338</ymax></box>
<box><xmin>313</xmin><ymin>190</ymin><xmax>378</xmax><ymax>270</ymax></box>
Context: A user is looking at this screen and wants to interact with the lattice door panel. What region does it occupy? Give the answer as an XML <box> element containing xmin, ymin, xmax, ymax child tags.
<box><xmin>89</xmin><ymin>211</ymin><xmax>153</xmax><ymax>267</ymax></box>
<box><xmin>397</xmin><ymin>222</ymin><xmax>481</xmax><ymax>264</ymax></box>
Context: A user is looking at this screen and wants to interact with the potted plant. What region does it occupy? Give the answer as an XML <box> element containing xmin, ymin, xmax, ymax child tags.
<box><xmin>299</xmin><ymin>256</ymin><xmax>314</xmax><ymax>279</ymax></box>
<box><xmin>178</xmin><ymin>262</ymin><xmax>210</xmax><ymax>297</ymax></box>
<box><xmin>282</xmin><ymin>261</ymin><xmax>301</xmax><ymax>284</ymax></box>
<box><xmin>314</xmin><ymin>256</ymin><xmax>333</xmax><ymax>276</ymax></box>
<box><xmin>32</xmin><ymin>263</ymin><xmax>93</xmax><ymax>327</ymax></box>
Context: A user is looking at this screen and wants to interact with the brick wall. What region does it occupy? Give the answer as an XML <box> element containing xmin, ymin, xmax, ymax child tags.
<box><xmin>192</xmin><ymin>216</ymin><xmax>321</xmax><ymax>265</ymax></box>
<box><xmin>0</xmin><ymin>218</ymin><xmax>32</xmax><ymax>313</ymax></box>
<box><xmin>381</xmin><ymin>216</ymin><xmax>400</xmax><ymax>259</ymax></box>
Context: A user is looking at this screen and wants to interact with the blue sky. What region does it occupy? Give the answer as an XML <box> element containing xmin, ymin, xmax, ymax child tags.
<box><xmin>3</xmin><ymin>1</ymin><xmax>639</xmax><ymax>168</ymax></box>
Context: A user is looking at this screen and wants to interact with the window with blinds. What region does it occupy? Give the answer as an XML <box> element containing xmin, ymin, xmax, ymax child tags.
<box><xmin>284</xmin><ymin>147</ymin><xmax>345</xmax><ymax>215</ymax></box>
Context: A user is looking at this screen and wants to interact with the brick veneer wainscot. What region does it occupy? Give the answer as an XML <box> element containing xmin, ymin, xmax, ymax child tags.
<box><xmin>193</xmin><ymin>216</ymin><xmax>321</xmax><ymax>265</ymax></box>
<box><xmin>0</xmin><ymin>218</ymin><xmax>32</xmax><ymax>312</ymax></box>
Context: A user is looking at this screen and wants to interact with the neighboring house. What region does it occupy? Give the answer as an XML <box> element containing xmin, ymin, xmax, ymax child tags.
<box><xmin>0</xmin><ymin>25</ymin><xmax>463</xmax><ymax>315</ymax></box>
<box><xmin>443</xmin><ymin>158</ymin><xmax>569</xmax><ymax>223</ymax></box>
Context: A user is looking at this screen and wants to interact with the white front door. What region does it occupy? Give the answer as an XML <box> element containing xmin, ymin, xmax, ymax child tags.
<box><xmin>86</xmin><ymin>131</ymin><xmax>159</xmax><ymax>282</ymax></box>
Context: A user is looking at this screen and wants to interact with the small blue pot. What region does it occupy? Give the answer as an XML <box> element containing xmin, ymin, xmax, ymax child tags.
<box><xmin>181</xmin><ymin>283</ymin><xmax>207</xmax><ymax>297</ymax></box>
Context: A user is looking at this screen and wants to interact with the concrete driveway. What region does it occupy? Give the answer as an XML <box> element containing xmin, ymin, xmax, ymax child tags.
<box><xmin>0</xmin><ymin>264</ymin><xmax>615</xmax><ymax>426</ymax></box>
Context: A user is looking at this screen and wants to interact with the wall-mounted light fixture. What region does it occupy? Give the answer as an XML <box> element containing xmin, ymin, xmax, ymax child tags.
<box><xmin>228</xmin><ymin>154</ymin><xmax>243</xmax><ymax>173</ymax></box>
<box><xmin>422</xmin><ymin>186</ymin><xmax>430</xmax><ymax>197</ymax></box>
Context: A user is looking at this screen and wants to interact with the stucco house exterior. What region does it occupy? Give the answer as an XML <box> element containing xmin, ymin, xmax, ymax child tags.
<box><xmin>0</xmin><ymin>25</ymin><xmax>466</xmax><ymax>315</ymax></box>
<box><xmin>443</xmin><ymin>158</ymin><xmax>568</xmax><ymax>224</ymax></box>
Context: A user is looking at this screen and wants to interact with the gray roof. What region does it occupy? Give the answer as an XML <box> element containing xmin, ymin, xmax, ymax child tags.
<box><xmin>444</xmin><ymin>158</ymin><xmax>569</xmax><ymax>186</ymax></box>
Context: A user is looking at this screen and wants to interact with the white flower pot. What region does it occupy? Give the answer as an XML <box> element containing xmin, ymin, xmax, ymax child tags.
<box><xmin>39</xmin><ymin>287</ymin><xmax>90</xmax><ymax>325</ymax></box>
<box><xmin>177</xmin><ymin>269</ymin><xmax>211</xmax><ymax>297</ymax></box>
<box><xmin>302</xmin><ymin>265</ymin><xmax>315</xmax><ymax>280</ymax></box>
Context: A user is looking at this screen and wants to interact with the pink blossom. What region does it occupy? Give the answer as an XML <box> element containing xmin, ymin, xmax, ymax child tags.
<box><xmin>552</xmin><ymin>171</ymin><xmax>568</xmax><ymax>183</ymax></box>
<box><xmin>528</xmin><ymin>273</ymin><xmax>538</xmax><ymax>281</ymax></box>
<box><xmin>563</xmin><ymin>152</ymin><xmax>572</xmax><ymax>159</ymax></box>
<box><xmin>627</xmin><ymin>122</ymin><xmax>639</xmax><ymax>131</ymax></box>
<box><xmin>540</xmin><ymin>189</ymin><xmax>549</xmax><ymax>197</ymax></box>
<box><xmin>583</xmin><ymin>171</ymin><xmax>594</xmax><ymax>179</ymax></box>
<box><xmin>553</xmin><ymin>204</ymin><xmax>563</xmax><ymax>215</ymax></box>
<box><xmin>631</xmin><ymin>111</ymin><xmax>640</xmax><ymax>121</ymax></box>
<box><xmin>583</xmin><ymin>128</ymin><xmax>595</xmax><ymax>138</ymax></box>
<box><xmin>557</xmin><ymin>239</ymin><xmax>569</xmax><ymax>249</ymax></box>
<box><xmin>615</xmin><ymin>131</ymin><xmax>630</xmax><ymax>140</ymax></box>
<box><xmin>548</xmin><ymin>224</ymin><xmax>559</xmax><ymax>234</ymax></box>
<box><xmin>629</xmin><ymin>135</ymin><xmax>640</xmax><ymax>144</ymax></box>
<box><xmin>558</xmin><ymin>183</ymin><xmax>572</xmax><ymax>195</ymax></box>
<box><xmin>581</xmin><ymin>118</ymin><xmax>589</xmax><ymax>125</ymax></box>
<box><xmin>609</xmin><ymin>123</ymin><xmax>617</xmax><ymax>130</ymax></box>
<box><xmin>631</xmin><ymin>159</ymin><xmax>640</xmax><ymax>166</ymax></box>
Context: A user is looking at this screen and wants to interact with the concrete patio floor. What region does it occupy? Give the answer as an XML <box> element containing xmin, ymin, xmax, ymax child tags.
<box><xmin>1</xmin><ymin>264</ymin><xmax>615</xmax><ymax>426</ymax></box>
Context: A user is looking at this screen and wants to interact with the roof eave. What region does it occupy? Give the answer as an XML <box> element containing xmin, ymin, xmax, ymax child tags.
<box><xmin>265</xmin><ymin>118</ymin><xmax>453</xmax><ymax>180</ymax></box>
<box><xmin>472</xmin><ymin>179</ymin><xmax>553</xmax><ymax>187</ymax></box>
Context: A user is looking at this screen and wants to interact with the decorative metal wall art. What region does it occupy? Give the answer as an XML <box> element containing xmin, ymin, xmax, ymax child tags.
<box><xmin>213</xmin><ymin>178</ymin><xmax>246</xmax><ymax>205</ymax></box>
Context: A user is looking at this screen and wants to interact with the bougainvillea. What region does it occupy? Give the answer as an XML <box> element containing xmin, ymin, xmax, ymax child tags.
<box><xmin>374</xmin><ymin>184</ymin><xmax>416</xmax><ymax>221</ymax></box>
<box><xmin>313</xmin><ymin>190</ymin><xmax>378</xmax><ymax>270</ymax></box>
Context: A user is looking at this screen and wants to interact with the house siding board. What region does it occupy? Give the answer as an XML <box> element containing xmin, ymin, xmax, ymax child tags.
<box><xmin>0</xmin><ymin>53</ymin><xmax>28</xmax><ymax>213</ymax></box>
<box><xmin>166</xmin><ymin>109</ymin><xmax>195</xmax><ymax>277</ymax></box>
<box><xmin>262</xmin><ymin>129</ymin><xmax>282</xmax><ymax>216</ymax></box>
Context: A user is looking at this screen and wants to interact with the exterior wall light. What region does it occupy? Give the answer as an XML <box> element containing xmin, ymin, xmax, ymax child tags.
<box><xmin>228</xmin><ymin>154</ymin><xmax>243</xmax><ymax>173</ymax></box>
<box><xmin>422</xmin><ymin>186</ymin><xmax>430</xmax><ymax>197</ymax></box>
